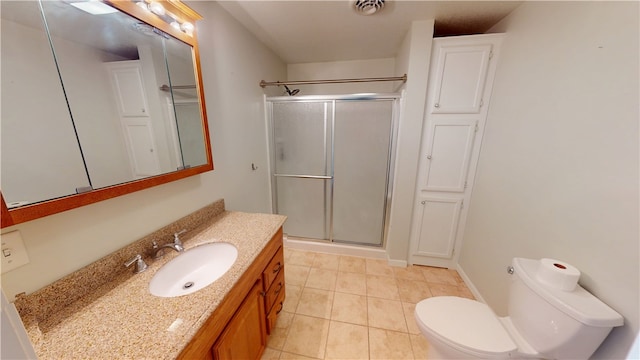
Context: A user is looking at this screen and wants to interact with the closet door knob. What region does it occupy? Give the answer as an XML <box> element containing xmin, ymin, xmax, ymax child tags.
<box><xmin>426</xmin><ymin>155</ymin><xmax>432</xmax><ymax>159</ymax></box>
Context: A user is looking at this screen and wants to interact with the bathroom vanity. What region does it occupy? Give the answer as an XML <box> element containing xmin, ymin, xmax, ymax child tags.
<box><xmin>181</xmin><ymin>228</ymin><xmax>285</xmax><ymax>359</ymax></box>
<box><xmin>13</xmin><ymin>200</ymin><xmax>287</xmax><ymax>359</ymax></box>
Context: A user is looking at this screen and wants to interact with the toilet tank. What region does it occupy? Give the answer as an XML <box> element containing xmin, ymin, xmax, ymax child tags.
<box><xmin>508</xmin><ymin>258</ymin><xmax>623</xmax><ymax>359</ymax></box>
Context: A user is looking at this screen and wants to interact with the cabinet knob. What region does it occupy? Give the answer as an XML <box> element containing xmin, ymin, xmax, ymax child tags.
<box><xmin>141</xmin><ymin>108</ymin><xmax>146</xmax><ymax>113</ymax></box>
<box><xmin>426</xmin><ymin>155</ymin><xmax>432</xmax><ymax>159</ymax></box>
<box><xmin>434</xmin><ymin>103</ymin><xmax>440</xmax><ymax>108</ymax></box>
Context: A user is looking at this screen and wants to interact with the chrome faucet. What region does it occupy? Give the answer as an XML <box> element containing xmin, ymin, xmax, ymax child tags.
<box><xmin>153</xmin><ymin>230</ymin><xmax>186</xmax><ymax>258</ymax></box>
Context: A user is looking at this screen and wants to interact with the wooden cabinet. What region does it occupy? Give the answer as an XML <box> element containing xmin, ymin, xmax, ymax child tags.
<box><xmin>212</xmin><ymin>280</ymin><xmax>266</xmax><ymax>360</ymax></box>
<box><xmin>177</xmin><ymin>227</ymin><xmax>285</xmax><ymax>360</ymax></box>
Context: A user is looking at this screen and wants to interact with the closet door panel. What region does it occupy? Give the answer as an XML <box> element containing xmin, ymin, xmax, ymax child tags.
<box><xmin>109</xmin><ymin>63</ymin><xmax>150</xmax><ymax>117</ymax></box>
<box><xmin>414</xmin><ymin>197</ymin><xmax>462</xmax><ymax>258</ymax></box>
<box><xmin>122</xmin><ymin>119</ymin><xmax>161</xmax><ymax>178</ymax></box>
<box><xmin>422</xmin><ymin>121</ymin><xmax>475</xmax><ymax>192</ymax></box>
<box><xmin>431</xmin><ymin>44</ymin><xmax>492</xmax><ymax>114</ymax></box>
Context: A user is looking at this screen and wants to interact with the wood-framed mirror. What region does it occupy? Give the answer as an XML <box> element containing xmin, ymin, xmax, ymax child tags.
<box><xmin>0</xmin><ymin>0</ymin><xmax>212</xmax><ymax>228</ymax></box>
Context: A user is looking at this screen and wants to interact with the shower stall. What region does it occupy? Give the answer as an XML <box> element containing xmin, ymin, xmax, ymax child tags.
<box><xmin>266</xmin><ymin>94</ymin><xmax>399</xmax><ymax>247</ymax></box>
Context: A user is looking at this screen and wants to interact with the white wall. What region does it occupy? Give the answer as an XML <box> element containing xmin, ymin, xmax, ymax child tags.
<box><xmin>136</xmin><ymin>45</ymin><xmax>176</xmax><ymax>175</ymax></box>
<box><xmin>386</xmin><ymin>20</ymin><xmax>434</xmax><ymax>265</ymax></box>
<box><xmin>0</xmin><ymin>1</ymin><xmax>286</xmax><ymax>300</ymax></box>
<box><xmin>1</xmin><ymin>19</ymin><xmax>130</xmax><ymax>204</ymax></box>
<box><xmin>287</xmin><ymin>58</ymin><xmax>395</xmax><ymax>95</ymax></box>
<box><xmin>458</xmin><ymin>2</ymin><xmax>639</xmax><ymax>359</ymax></box>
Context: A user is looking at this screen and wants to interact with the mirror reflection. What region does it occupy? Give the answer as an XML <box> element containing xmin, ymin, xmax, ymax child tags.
<box><xmin>1</xmin><ymin>0</ymin><xmax>208</xmax><ymax>209</ymax></box>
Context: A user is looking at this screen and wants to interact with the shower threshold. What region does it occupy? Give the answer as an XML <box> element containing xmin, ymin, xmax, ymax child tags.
<box><xmin>284</xmin><ymin>235</ymin><xmax>387</xmax><ymax>260</ymax></box>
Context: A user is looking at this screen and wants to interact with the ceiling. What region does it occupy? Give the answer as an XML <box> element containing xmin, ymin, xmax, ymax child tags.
<box><xmin>1</xmin><ymin>1</ymin><xmax>190</xmax><ymax>60</ymax></box>
<box><xmin>216</xmin><ymin>0</ymin><xmax>523</xmax><ymax>64</ymax></box>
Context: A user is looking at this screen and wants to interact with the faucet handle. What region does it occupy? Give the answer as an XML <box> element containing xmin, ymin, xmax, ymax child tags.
<box><xmin>125</xmin><ymin>254</ymin><xmax>148</xmax><ymax>274</ymax></box>
<box><xmin>173</xmin><ymin>229</ymin><xmax>187</xmax><ymax>244</ymax></box>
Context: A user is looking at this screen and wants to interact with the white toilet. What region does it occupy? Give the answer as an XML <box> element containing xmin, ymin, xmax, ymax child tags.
<box><xmin>415</xmin><ymin>258</ymin><xmax>623</xmax><ymax>359</ymax></box>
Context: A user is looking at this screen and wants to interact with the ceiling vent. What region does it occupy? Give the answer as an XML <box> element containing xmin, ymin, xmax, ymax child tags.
<box><xmin>353</xmin><ymin>0</ymin><xmax>385</xmax><ymax>16</ymax></box>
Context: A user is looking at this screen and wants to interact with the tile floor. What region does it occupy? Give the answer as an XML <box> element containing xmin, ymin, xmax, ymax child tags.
<box><xmin>261</xmin><ymin>247</ymin><xmax>475</xmax><ymax>360</ymax></box>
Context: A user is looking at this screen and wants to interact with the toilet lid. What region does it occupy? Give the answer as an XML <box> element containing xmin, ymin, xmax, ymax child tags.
<box><xmin>415</xmin><ymin>296</ymin><xmax>517</xmax><ymax>356</ymax></box>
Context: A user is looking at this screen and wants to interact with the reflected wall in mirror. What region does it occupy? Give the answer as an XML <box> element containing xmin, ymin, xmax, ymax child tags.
<box><xmin>1</xmin><ymin>0</ymin><xmax>92</xmax><ymax>206</ymax></box>
<box><xmin>0</xmin><ymin>0</ymin><xmax>212</xmax><ymax>227</ymax></box>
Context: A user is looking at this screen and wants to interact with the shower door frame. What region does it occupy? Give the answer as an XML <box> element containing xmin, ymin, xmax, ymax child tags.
<box><xmin>265</xmin><ymin>93</ymin><xmax>401</xmax><ymax>248</ymax></box>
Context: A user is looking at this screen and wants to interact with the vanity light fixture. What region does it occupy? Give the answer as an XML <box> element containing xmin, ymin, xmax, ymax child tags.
<box><xmin>132</xmin><ymin>0</ymin><xmax>195</xmax><ymax>37</ymax></box>
<box><xmin>70</xmin><ymin>0</ymin><xmax>118</xmax><ymax>15</ymax></box>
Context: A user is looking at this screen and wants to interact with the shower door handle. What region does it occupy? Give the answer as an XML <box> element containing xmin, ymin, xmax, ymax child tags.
<box><xmin>273</xmin><ymin>174</ymin><xmax>333</xmax><ymax>180</ymax></box>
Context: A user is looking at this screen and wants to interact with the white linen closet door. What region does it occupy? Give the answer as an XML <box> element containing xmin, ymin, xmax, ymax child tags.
<box><xmin>422</xmin><ymin>120</ymin><xmax>477</xmax><ymax>193</ymax></box>
<box><xmin>410</xmin><ymin>34</ymin><xmax>503</xmax><ymax>268</ymax></box>
<box><xmin>106</xmin><ymin>61</ymin><xmax>161</xmax><ymax>179</ymax></box>
<box><xmin>121</xmin><ymin>119</ymin><xmax>161</xmax><ymax>178</ymax></box>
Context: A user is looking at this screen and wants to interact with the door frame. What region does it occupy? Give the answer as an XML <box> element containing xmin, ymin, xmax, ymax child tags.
<box><xmin>265</xmin><ymin>93</ymin><xmax>401</xmax><ymax>248</ymax></box>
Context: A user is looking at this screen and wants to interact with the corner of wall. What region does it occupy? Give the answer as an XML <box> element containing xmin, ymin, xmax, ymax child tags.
<box><xmin>385</xmin><ymin>19</ymin><xmax>434</xmax><ymax>264</ymax></box>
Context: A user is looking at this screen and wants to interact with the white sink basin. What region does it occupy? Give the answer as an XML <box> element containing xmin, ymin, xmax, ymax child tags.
<box><xmin>149</xmin><ymin>242</ymin><xmax>238</xmax><ymax>297</ymax></box>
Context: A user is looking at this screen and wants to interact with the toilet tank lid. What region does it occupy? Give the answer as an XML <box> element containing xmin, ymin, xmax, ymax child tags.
<box><xmin>513</xmin><ymin>258</ymin><xmax>623</xmax><ymax>327</ymax></box>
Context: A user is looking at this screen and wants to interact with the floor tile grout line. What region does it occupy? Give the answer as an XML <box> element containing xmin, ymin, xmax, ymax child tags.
<box><xmin>280</xmin><ymin>247</ymin><xmax>473</xmax><ymax>359</ymax></box>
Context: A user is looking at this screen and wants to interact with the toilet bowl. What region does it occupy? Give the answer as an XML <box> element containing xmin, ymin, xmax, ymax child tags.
<box><xmin>414</xmin><ymin>258</ymin><xmax>623</xmax><ymax>359</ymax></box>
<box><xmin>415</xmin><ymin>296</ymin><xmax>538</xmax><ymax>359</ymax></box>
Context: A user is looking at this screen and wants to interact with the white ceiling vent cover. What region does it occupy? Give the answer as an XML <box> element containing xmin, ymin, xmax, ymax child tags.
<box><xmin>353</xmin><ymin>0</ymin><xmax>385</xmax><ymax>15</ymax></box>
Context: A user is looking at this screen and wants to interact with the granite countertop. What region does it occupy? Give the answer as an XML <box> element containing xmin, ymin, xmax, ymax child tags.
<box><xmin>16</xmin><ymin>206</ymin><xmax>286</xmax><ymax>359</ymax></box>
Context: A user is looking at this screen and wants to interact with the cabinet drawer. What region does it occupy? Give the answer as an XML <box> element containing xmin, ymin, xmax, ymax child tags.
<box><xmin>262</xmin><ymin>246</ymin><xmax>284</xmax><ymax>291</ymax></box>
<box><xmin>266</xmin><ymin>286</ymin><xmax>286</xmax><ymax>335</ymax></box>
<box><xmin>265</xmin><ymin>270</ymin><xmax>285</xmax><ymax>313</ymax></box>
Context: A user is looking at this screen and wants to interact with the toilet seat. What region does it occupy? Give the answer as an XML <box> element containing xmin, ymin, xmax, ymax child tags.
<box><xmin>415</xmin><ymin>296</ymin><xmax>517</xmax><ymax>358</ymax></box>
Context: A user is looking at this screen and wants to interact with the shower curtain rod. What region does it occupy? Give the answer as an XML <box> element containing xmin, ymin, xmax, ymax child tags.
<box><xmin>259</xmin><ymin>74</ymin><xmax>407</xmax><ymax>88</ymax></box>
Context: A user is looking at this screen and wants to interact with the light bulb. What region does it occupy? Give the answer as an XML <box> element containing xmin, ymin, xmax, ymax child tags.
<box><xmin>180</xmin><ymin>22</ymin><xmax>194</xmax><ymax>34</ymax></box>
<box><xmin>136</xmin><ymin>1</ymin><xmax>148</xmax><ymax>11</ymax></box>
<box><xmin>170</xmin><ymin>21</ymin><xmax>181</xmax><ymax>31</ymax></box>
<box><xmin>148</xmin><ymin>1</ymin><xmax>165</xmax><ymax>16</ymax></box>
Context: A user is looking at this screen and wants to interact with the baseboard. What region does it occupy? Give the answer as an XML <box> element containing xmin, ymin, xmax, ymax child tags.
<box><xmin>455</xmin><ymin>264</ymin><xmax>486</xmax><ymax>304</ymax></box>
<box><xmin>387</xmin><ymin>259</ymin><xmax>408</xmax><ymax>268</ymax></box>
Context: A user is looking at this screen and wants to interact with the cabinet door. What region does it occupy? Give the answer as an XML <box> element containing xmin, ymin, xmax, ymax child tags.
<box><xmin>213</xmin><ymin>280</ymin><xmax>267</xmax><ymax>360</ymax></box>
<box><xmin>422</xmin><ymin>121</ymin><xmax>476</xmax><ymax>192</ymax></box>
<box><xmin>430</xmin><ymin>44</ymin><xmax>492</xmax><ymax>114</ymax></box>
<box><xmin>121</xmin><ymin>119</ymin><xmax>161</xmax><ymax>178</ymax></box>
<box><xmin>109</xmin><ymin>63</ymin><xmax>149</xmax><ymax>117</ymax></box>
<box><xmin>414</xmin><ymin>197</ymin><xmax>462</xmax><ymax>258</ymax></box>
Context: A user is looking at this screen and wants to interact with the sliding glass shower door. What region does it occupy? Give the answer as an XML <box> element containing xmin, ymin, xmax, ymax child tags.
<box><xmin>272</xmin><ymin>101</ymin><xmax>332</xmax><ymax>240</ymax></box>
<box><xmin>269</xmin><ymin>96</ymin><xmax>396</xmax><ymax>246</ymax></box>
